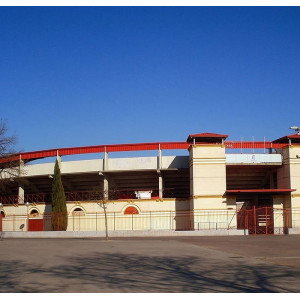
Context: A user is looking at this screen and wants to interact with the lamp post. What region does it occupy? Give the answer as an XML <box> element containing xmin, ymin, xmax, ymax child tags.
<box><xmin>0</xmin><ymin>203</ymin><xmax>3</xmax><ymax>221</ymax></box>
<box><xmin>0</xmin><ymin>202</ymin><xmax>3</xmax><ymax>220</ymax></box>
<box><xmin>0</xmin><ymin>203</ymin><xmax>3</xmax><ymax>239</ymax></box>
<box><xmin>290</xmin><ymin>126</ymin><xmax>300</xmax><ymax>135</ymax></box>
<box><xmin>25</xmin><ymin>202</ymin><xmax>30</xmax><ymax>231</ymax></box>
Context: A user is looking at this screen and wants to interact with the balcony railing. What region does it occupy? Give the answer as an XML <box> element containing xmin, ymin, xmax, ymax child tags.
<box><xmin>0</xmin><ymin>190</ymin><xmax>184</xmax><ymax>205</ymax></box>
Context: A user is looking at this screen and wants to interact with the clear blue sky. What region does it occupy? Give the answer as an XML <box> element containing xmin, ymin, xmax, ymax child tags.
<box><xmin>1</xmin><ymin>6</ymin><xmax>300</xmax><ymax>153</ymax></box>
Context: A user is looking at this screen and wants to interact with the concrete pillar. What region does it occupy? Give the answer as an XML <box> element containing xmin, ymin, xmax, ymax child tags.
<box><xmin>56</xmin><ymin>154</ymin><xmax>62</xmax><ymax>169</ymax></box>
<box><xmin>103</xmin><ymin>176</ymin><xmax>109</xmax><ymax>200</ymax></box>
<box><xmin>276</xmin><ymin>145</ymin><xmax>300</xmax><ymax>228</ymax></box>
<box><xmin>157</xmin><ymin>146</ymin><xmax>162</xmax><ymax>170</ymax></box>
<box><xmin>103</xmin><ymin>150</ymin><xmax>108</xmax><ymax>171</ymax></box>
<box><xmin>18</xmin><ymin>160</ymin><xmax>25</xmax><ymax>204</ymax></box>
<box><xmin>18</xmin><ymin>184</ymin><xmax>25</xmax><ymax>204</ymax></box>
<box><xmin>157</xmin><ymin>146</ymin><xmax>163</xmax><ymax>199</ymax></box>
<box><xmin>189</xmin><ymin>144</ymin><xmax>227</xmax><ymax>210</ymax></box>
<box><xmin>158</xmin><ymin>173</ymin><xmax>163</xmax><ymax>199</ymax></box>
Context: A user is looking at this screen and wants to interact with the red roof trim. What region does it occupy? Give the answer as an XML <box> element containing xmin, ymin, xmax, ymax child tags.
<box><xmin>188</xmin><ymin>133</ymin><xmax>229</xmax><ymax>138</ymax></box>
<box><xmin>272</xmin><ymin>134</ymin><xmax>300</xmax><ymax>143</ymax></box>
<box><xmin>187</xmin><ymin>132</ymin><xmax>228</xmax><ymax>143</ymax></box>
<box><xmin>0</xmin><ymin>139</ymin><xmax>294</xmax><ymax>163</ymax></box>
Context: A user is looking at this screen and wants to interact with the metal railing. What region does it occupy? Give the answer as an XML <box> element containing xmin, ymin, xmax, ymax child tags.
<box><xmin>1</xmin><ymin>208</ymin><xmax>300</xmax><ymax>234</ymax></box>
<box><xmin>0</xmin><ymin>190</ymin><xmax>184</xmax><ymax>205</ymax></box>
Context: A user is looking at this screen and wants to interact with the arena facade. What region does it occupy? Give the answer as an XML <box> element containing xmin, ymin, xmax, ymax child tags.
<box><xmin>1</xmin><ymin>132</ymin><xmax>300</xmax><ymax>235</ymax></box>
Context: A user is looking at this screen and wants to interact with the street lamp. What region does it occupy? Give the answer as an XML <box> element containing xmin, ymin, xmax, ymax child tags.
<box><xmin>0</xmin><ymin>203</ymin><xmax>3</xmax><ymax>218</ymax></box>
<box><xmin>0</xmin><ymin>203</ymin><xmax>3</xmax><ymax>239</ymax></box>
<box><xmin>290</xmin><ymin>126</ymin><xmax>300</xmax><ymax>135</ymax></box>
<box><xmin>25</xmin><ymin>202</ymin><xmax>30</xmax><ymax>231</ymax></box>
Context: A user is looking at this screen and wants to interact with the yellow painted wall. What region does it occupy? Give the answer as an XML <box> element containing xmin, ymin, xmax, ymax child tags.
<box><xmin>189</xmin><ymin>144</ymin><xmax>227</xmax><ymax>210</ymax></box>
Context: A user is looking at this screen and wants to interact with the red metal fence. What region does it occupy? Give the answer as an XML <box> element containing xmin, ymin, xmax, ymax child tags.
<box><xmin>237</xmin><ymin>207</ymin><xmax>294</xmax><ymax>235</ymax></box>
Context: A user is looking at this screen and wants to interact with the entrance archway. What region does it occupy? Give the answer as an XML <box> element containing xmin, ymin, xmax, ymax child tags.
<box><xmin>124</xmin><ymin>206</ymin><xmax>139</xmax><ymax>214</ymax></box>
<box><xmin>0</xmin><ymin>211</ymin><xmax>5</xmax><ymax>232</ymax></box>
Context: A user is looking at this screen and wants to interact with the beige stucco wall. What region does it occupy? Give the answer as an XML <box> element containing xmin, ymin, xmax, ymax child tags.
<box><xmin>188</xmin><ymin>144</ymin><xmax>230</xmax><ymax>229</ymax></box>
<box><xmin>289</xmin><ymin>146</ymin><xmax>300</xmax><ymax>211</ymax></box>
<box><xmin>277</xmin><ymin>146</ymin><xmax>300</xmax><ymax>208</ymax></box>
<box><xmin>189</xmin><ymin>144</ymin><xmax>227</xmax><ymax>210</ymax></box>
<box><xmin>0</xmin><ymin>198</ymin><xmax>192</xmax><ymax>232</ymax></box>
<box><xmin>275</xmin><ymin>145</ymin><xmax>300</xmax><ymax>229</ymax></box>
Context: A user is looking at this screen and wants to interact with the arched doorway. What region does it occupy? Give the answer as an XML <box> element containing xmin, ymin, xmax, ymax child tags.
<box><xmin>124</xmin><ymin>206</ymin><xmax>139</xmax><ymax>214</ymax></box>
<box><xmin>72</xmin><ymin>207</ymin><xmax>85</xmax><ymax>216</ymax></box>
<box><xmin>29</xmin><ymin>209</ymin><xmax>39</xmax><ymax>218</ymax></box>
<box><xmin>0</xmin><ymin>211</ymin><xmax>5</xmax><ymax>232</ymax></box>
<box><xmin>123</xmin><ymin>206</ymin><xmax>140</xmax><ymax>230</ymax></box>
<box><xmin>72</xmin><ymin>207</ymin><xmax>85</xmax><ymax>231</ymax></box>
<box><xmin>28</xmin><ymin>208</ymin><xmax>44</xmax><ymax>231</ymax></box>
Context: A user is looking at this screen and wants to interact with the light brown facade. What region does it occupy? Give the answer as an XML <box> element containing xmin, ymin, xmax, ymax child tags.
<box><xmin>1</xmin><ymin>132</ymin><xmax>300</xmax><ymax>234</ymax></box>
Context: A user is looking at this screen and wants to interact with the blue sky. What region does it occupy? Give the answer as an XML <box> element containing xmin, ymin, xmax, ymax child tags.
<box><xmin>1</xmin><ymin>6</ymin><xmax>300</xmax><ymax>153</ymax></box>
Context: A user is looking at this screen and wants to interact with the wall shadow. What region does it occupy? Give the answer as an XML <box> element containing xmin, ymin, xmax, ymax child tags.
<box><xmin>0</xmin><ymin>251</ymin><xmax>299</xmax><ymax>292</ymax></box>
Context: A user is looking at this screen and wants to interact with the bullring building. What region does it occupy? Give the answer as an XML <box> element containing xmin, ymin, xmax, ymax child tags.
<box><xmin>0</xmin><ymin>132</ymin><xmax>300</xmax><ymax>235</ymax></box>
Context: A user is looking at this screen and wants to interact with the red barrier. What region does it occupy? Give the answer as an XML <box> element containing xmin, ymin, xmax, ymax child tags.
<box><xmin>239</xmin><ymin>207</ymin><xmax>283</xmax><ymax>235</ymax></box>
<box><xmin>0</xmin><ymin>140</ymin><xmax>290</xmax><ymax>163</ymax></box>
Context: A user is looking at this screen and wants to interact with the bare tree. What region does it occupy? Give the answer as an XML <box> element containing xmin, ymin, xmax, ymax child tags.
<box><xmin>97</xmin><ymin>197</ymin><xmax>109</xmax><ymax>240</ymax></box>
<box><xmin>95</xmin><ymin>178</ymin><xmax>119</xmax><ymax>241</ymax></box>
<box><xmin>0</xmin><ymin>119</ymin><xmax>21</xmax><ymax>191</ymax></box>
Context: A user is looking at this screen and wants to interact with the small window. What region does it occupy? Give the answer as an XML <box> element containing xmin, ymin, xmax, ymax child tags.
<box><xmin>124</xmin><ymin>206</ymin><xmax>139</xmax><ymax>215</ymax></box>
<box><xmin>0</xmin><ymin>211</ymin><xmax>5</xmax><ymax>218</ymax></box>
<box><xmin>72</xmin><ymin>208</ymin><xmax>85</xmax><ymax>216</ymax></box>
<box><xmin>29</xmin><ymin>209</ymin><xmax>39</xmax><ymax>218</ymax></box>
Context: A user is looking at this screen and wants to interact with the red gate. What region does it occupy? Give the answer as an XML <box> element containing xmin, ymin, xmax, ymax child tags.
<box><xmin>28</xmin><ymin>219</ymin><xmax>44</xmax><ymax>231</ymax></box>
<box><xmin>245</xmin><ymin>207</ymin><xmax>274</xmax><ymax>234</ymax></box>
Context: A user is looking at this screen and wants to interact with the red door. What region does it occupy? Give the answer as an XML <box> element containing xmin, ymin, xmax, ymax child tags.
<box><xmin>0</xmin><ymin>212</ymin><xmax>5</xmax><ymax>232</ymax></box>
<box><xmin>28</xmin><ymin>219</ymin><xmax>44</xmax><ymax>231</ymax></box>
<box><xmin>246</xmin><ymin>199</ymin><xmax>274</xmax><ymax>235</ymax></box>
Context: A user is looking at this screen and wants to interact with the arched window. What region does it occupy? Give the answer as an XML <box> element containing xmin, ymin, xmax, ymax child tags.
<box><xmin>124</xmin><ymin>206</ymin><xmax>139</xmax><ymax>215</ymax></box>
<box><xmin>72</xmin><ymin>207</ymin><xmax>85</xmax><ymax>216</ymax></box>
<box><xmin>29</xmin><ymin>209</ymin><xmax>39</xmax><ymax>218</ymax></box>
<box><xmin>0</xmin><ymin>211</ymin><xmax>5</xmax><ymax>218</ymax></box>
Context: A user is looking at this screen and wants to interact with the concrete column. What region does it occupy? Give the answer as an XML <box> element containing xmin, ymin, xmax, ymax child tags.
<box><xmin>157</xmin><ymin>146</ymin><xmax>162</xmax><ymax>170</ymax></box>
<box><xmin>189</xmin><ymin>144</ymin><xmax>227</xmax><ymax>210</ymax></box>
<box><xmin>273</xmin><ymin>195</ymin><xmax>284</xmax><ymax>229</ymax></box>
<box><xmin>56</xmin><ymin>154</ymin><xmax>62</xmax><ymax>169</ymax></box>
<box><xmin>103</xmin><ymin>176</ymin><xmax>109</xmax><ymax>200</ymax></box>
<box><xmin>103</xmin><ymin>150</ymin><xmax>108</xmax><ymax>171</ymax></box>
<box><xmin>158</xmin><ymin>173</ymin><xmax>163</xmax><ymax>199</ymax></box>
<box><xmin>18</xmin><ymin>160</ymin><xmax>25</xmax><ymax>204</ymax></box>
<box><xmin>278</xmin><ymin>145</ymin><xmax>300</xmax><ymax>228</ymax></box>
<box><xmin>158</xmin><ymin>146</ymin><xmax>163</xmax><ymax>199</ymax></box>
<box><xmin>18</xmin><ymin>184</ymin><xmax>25</xmax><ymax>204</ymax></box>
<box><xmin>19</xmin><ymin>159</ymin><xmax>24</xmax><ymax>176</ymax></box>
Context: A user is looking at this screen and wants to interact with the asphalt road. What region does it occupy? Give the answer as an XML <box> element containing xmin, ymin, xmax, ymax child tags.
<box><xmin>0</xmin><ymin>235</ymin><xmax>300</xmax><ymax>292</ymax></box>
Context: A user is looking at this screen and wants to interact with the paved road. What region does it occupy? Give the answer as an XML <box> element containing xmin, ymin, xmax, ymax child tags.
<box><xmin>0</xmin><ymin>235</ymin><xmax>300</xmax><ymax>292</ymax></box>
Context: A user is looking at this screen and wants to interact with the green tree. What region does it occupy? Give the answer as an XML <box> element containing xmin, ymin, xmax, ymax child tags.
<box><xmin>51</xmin><ymin>159</ymin><xmax>68</xmax><ymax>231</ymax></box>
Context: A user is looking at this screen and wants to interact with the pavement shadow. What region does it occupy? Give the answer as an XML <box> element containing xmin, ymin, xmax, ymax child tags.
<box><xmin>0</xmin><ymin>252</ymin><xmax>299</xmax><ymax>292</ymax></box>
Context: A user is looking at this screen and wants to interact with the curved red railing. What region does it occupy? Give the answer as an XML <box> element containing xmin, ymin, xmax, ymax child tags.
<box><xmin>0</xmin><ymin>141</ymin><xmax>290</xmax><ymax>163</ymax></box>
